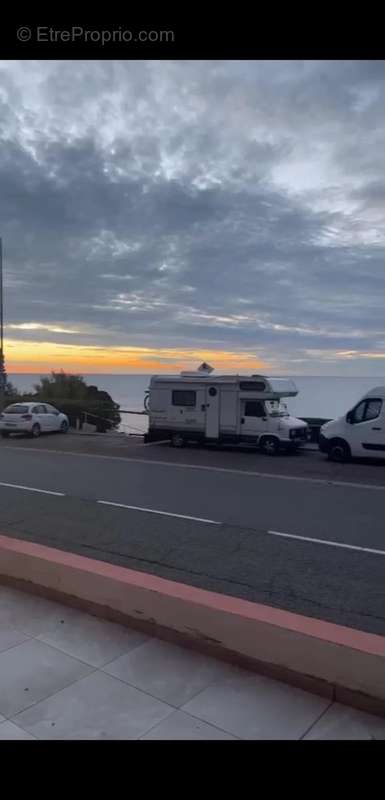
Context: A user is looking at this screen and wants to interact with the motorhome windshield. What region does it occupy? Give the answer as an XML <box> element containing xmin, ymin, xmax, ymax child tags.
<box><xmin>265</xmin><ymin>400</ymin><xmax>289</xmax><ymax>417</ymax></box>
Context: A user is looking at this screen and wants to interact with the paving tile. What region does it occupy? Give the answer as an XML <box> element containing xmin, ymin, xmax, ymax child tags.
<box><xmin>0</xmin><ymin>638</ymin><xmax>92</xmax><ymax>717</ymax></box>
<box><xmin>37</xmin><ymin>607</ymin><xmax>149</xmax><ymax>667</ymax></box>
<box><xmin>0</xmin><ymin>721</ymin><xmax>36</xmax><ymax>740</ymax></box>
<box><xmin>0</xmin><ymin>625</ymin><xmax>29</xmax><ymax>653</ymax></box>
<box><xmin>304</xmin><ymin>703</ymin><xmax>385</xmax><ymax>740</ymax></box>
<box><xmin>183</xmin><ymin>671</ymin><xmax>329</xmax><ymax>739</ymax></box>
<box><xmin>13</xmin><ymin>670</ymin><xmax>173</xmax><ymax>740</ymax></box>
<box><xmin>0</xmin><ymin>586</ymin><xmax>75</xmax><ymax>637</ymax></box>
<box><xmin>103</xmin><ymin>638</ymin><xmax>235</xmax><ymax>707</ymax></box>
<box><xmin>141</xmin><ymin>710</ymin><xmax>237</xmax><ymax>740</ymax></box>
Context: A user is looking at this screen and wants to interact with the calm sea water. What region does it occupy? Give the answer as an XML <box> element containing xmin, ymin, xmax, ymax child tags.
<box><xmin>8</xmin><ymin>373</ymin><xmax>385</xmax><ymax>434</ymax></box>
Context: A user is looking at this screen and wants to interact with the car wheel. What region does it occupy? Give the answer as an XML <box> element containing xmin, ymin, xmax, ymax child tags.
<box><xmin>30</xmin><ymin>423</ymin><xmax>41</xmax><ymax>438</ymax></box>
<box><xmin>60</xmin><ymin>420</ymin><xmax>69</xmax><ymax>433</ymax></box>
<box><xmin>327</xmin><ymin>438</ymin><xmax>351</xmax><ymax>463</ymax></box>
<box><xmin>260</xmin><ymin>436</ymin><xmax>280</xmax><ymax>455</ymax></box>
<box><xmin>170</xmin><ymin>433</ymin><xmax>185</xmax><ymax>448</ymax></box>
<box><xmin>1</xmin><ymin>432</ymin><xmax>10</xmax><ymax>438</ymax></box>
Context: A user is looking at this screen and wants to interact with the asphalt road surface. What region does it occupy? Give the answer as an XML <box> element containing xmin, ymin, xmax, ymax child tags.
<box><xmin>0</xmin><ymin>433</ymin><xmax>385</xmax><ymax>636</ymax></box>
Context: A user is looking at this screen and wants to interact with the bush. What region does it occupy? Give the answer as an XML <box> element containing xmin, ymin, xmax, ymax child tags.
<box><xmin>2</xmin><ymin>371</ymin><xmax>121</xmax><ymax>432</ymax></box>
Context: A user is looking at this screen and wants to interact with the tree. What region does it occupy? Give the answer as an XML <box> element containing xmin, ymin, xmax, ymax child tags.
<box><xmin>0</xmin><ymin>355</ymin><xmax>21</xmax><ymax>407</ymax></box>
<box><xmin>33</xmin><ymin>371</ymin><xmax>88</xmax><ymax>401</ymax></box>
<box><xmin>32</xmin><ymin>371</ymin><xmax>121</xmax><ymax>432</ymax></box>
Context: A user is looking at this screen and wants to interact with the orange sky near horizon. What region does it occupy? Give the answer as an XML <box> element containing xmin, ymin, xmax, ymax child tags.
<box><xmin>4</xmin><ymin>338</ymin><xmax>268</xmax><ymax>375</ymax></box>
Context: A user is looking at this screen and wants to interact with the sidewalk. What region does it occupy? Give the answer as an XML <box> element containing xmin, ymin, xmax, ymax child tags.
<box><xmin>0</xmin><ymin>584</ymin><xmax>385</xmax><ymax>740</ymax></box>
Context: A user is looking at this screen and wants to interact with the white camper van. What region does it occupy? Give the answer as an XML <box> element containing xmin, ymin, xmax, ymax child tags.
<box><xmin>144</xmin><ymin>367</ymin><xmax>309</xmax><ymax>454</ymax></box>
<box><xmin>319</xmin><ymin>386</ymin><xmax>385</xmax><ymax>462</ymax></box>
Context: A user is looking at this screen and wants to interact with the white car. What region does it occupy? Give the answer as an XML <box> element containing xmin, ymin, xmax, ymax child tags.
<box><xmin>0</xmin><ymin>402</ymin><xmax>70</xmax><ymax>438</ymax></box>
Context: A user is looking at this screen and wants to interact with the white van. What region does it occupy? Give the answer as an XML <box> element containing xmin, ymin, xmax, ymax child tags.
<box><xmin>144</xmin><ymin>367</ymin><xmax>309</xmax><ymax>454</ymax></box>
<box><xmin>319</xmin><ymin>386</ymin><xmax>385</xmax><ymax>462</ymax></box>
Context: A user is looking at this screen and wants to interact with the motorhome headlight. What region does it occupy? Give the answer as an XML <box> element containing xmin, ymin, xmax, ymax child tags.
<box><xmin>290</xmin><ymin>428</ymin><xmax>307</xmax><ymax>439</ymax></box>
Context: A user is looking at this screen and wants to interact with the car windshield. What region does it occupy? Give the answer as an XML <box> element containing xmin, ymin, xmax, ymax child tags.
<box><xmin>265</xmin><ymin>400</ymin><xmax>289</xmax><ymax>417</ymax></box>
<box><xmin>3</xmin><ymin>404</ymin><xmax>30</xmax><ymax>414</ymax></box>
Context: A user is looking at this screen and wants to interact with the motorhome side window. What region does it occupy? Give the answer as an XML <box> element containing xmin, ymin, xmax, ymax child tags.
<box><xmin>240</xmin><ymin>381</ymin><xmax>266</xmax><ymax>391</ymax></box>
<box><xmin>172</xmin><ymin>390</ymin><xmax>196</xmax><ymax>407</ymax></box>
<box><xmin>244</xmin><ymin>401</ymin><xmax>265</xmax><ymax>417</ymax></box>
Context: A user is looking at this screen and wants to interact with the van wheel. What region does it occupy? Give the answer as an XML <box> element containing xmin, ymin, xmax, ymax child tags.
<box><xmin>170</xmin><ymin>433</ymin><xmax>185</xmax><ymax>448</ymax></box>
<box><xmin>260</xmin><ymin>436</ymin><xmax>280</xmax><ymax>456</ymax></box>
<box><xmin>327</xmin><ymin>438</ymin><xmax>351</xmax><ymax>463</ymax></box>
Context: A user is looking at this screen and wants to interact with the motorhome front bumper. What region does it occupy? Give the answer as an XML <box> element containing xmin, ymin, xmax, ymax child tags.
<box><xmin>289</xmin><ymin>428</ymin><xmax>309</xmax><ymax>441</ymax></box>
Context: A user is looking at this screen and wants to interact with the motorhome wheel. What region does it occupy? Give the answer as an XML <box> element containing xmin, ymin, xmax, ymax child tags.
<box><xmin>170</xmin><ymin>433</ymin><xmax>185</xmax><ymax>448</ymax></box>
<box><xmin>260</xmin><ymin>436</ymin><xmax>280</xmax><ymax>455</ymax></box>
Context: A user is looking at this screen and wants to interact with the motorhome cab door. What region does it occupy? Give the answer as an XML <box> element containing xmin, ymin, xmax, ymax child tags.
<box><xmin>240</xmin><ymin>399</ymin><xmax>270</xmax><ymax>441</ymax></box>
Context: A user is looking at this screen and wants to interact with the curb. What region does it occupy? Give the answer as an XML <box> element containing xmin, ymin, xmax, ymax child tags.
<box><xmin>0</xmin><ymin>533</ymin><xmax>384</xmax><ymax>717</ymax></box>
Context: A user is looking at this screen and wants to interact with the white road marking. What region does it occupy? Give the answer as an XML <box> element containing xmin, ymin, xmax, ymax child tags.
<box><xmin>0</xmin><ymin>481</ymin><xmax>65</xmax><ymax>497</ymax></box>
<box><xmin>268</xmin><ymin>529</ymin><xmax>385</xmax><ymax>557</ymax></box>
<box><xmin>97</xmin><ymin>499</ymin><xmax>220</xmax><ymax>525</ymax></box>
<box><xmin>2</xmin><ymin>445</ymin><xmax>385</xmax><ymax>491</ymax></box>
<box><xmin>143</xmin><ymin>439</ymin><xmax>171</xmax><ymax>446</ymax></box>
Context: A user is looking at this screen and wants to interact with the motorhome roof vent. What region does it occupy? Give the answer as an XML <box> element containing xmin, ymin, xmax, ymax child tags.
<box><xmin>180</xmin><ymin>362</ymin><xmax>214</xmax><ymax>378</ymax></box>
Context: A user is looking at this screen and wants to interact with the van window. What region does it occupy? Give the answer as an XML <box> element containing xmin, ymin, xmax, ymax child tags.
<box><xmin>240</xmin><ymin>381</ymin><xmax>266</xmax><ymax>392</ymax></box>
<box><xmin>351</xmin><ymin>399</ymin><xmax>382</xmax><ymax>423</ymax></box>
<box><xmin>244</xmin><ymin>401</ymin><xmax>265</xmax><ymax>417</ymax></box>
<box><xmin>364</xmin><ymin>399</ymin><xmax>382</xmax><ymax>421</ymax></box>
<box><xmin>351</xmin><ymin>401</ymin><xmax>366</xmax><ymax>423</ymax></box>
<box><xmin>172</xmin><ymin>390</ymin><xmax>196</xmax><ymax>407</ymax></box>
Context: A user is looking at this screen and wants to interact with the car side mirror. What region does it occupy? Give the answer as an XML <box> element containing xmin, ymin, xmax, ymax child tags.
<box><xmin>346</xmin><ymin>412</ymin><xmax>353</xmax><ymax>424</ymax></box>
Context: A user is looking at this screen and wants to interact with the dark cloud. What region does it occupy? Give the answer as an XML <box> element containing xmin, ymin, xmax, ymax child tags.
<box><xmin>1</xmin><ymin>60</ymin><xmax>385</xmax><ymax>373</ymax></box>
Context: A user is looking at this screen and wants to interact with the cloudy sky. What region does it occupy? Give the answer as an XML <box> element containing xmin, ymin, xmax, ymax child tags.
<box><xmin>1</xmin><ymin>59</ymin><xmax>385</xmax><ymax>375</ymax></box>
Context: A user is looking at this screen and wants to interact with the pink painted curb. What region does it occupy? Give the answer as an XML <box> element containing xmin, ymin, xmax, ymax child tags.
<box><xmin>0</xmin><ymin>533</ymin><xmax>385</xmax><ymax>715</ymax></box>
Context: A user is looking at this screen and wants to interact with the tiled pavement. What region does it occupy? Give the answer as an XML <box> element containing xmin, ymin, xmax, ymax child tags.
<box><xmin>0</xmin><ymin>585</ymin><xmax>385</xmax><ymax>740</ymax></box>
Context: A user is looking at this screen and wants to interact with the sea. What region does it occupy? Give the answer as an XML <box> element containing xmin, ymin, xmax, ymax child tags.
<box><xmin>8</xmin><ymin>373</ymin><xmax>385</xmax><ymax>435</ymax></box>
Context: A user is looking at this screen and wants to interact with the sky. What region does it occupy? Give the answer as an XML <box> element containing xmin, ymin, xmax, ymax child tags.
<box><xmin>1</xmin><ymin>59</ymin><xmax>385</xmax><ymax>376</ymax></box>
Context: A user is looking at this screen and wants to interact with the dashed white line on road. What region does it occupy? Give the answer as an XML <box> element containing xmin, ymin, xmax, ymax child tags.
<box><xmin>97</xmin><ymin>499</ymin><xmax>221</xmax><ymax>525</ymax></box>
<box><xmin>0</xmin><ymin>481</ymin><xmax>65</xmax><ymax>497</ymax></box>
<box><xmin>2</xmin><ymin>445</ymin><xmax>385</xmax><ymax>491</ymax></box>
<box><xmin>268</xmin><ymin>528</ymin><xmax>385</xmax><ymax>557</ymax></box>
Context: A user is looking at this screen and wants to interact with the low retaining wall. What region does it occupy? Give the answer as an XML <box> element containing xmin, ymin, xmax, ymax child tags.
<box><xmin>1</xmin><ymin>533</ymin><xmax>384</xmax><ymax>716</ymax></box>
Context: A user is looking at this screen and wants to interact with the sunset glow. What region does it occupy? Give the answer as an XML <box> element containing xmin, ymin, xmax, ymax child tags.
<box><xmin>5</xmin><ymin>338</ymin><xmax>268</xmax><ymax>374</ymax></box>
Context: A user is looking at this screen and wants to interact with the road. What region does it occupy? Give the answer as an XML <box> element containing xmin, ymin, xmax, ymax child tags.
<box><xmin>0</xmin><ymin>434</ymin><xmax>385</xmax><ymax>636</ymax></box>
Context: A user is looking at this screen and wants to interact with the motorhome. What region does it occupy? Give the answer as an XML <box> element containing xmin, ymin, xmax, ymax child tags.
<box><xmin>144</xmin><ymin>366</ymin><xmax>309</xmax><ymax>454</ymax></box>
<box><xmin>319</xmin><ymin>386</ymin><xmax>385</xmax><ymax>462</ymax></box>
